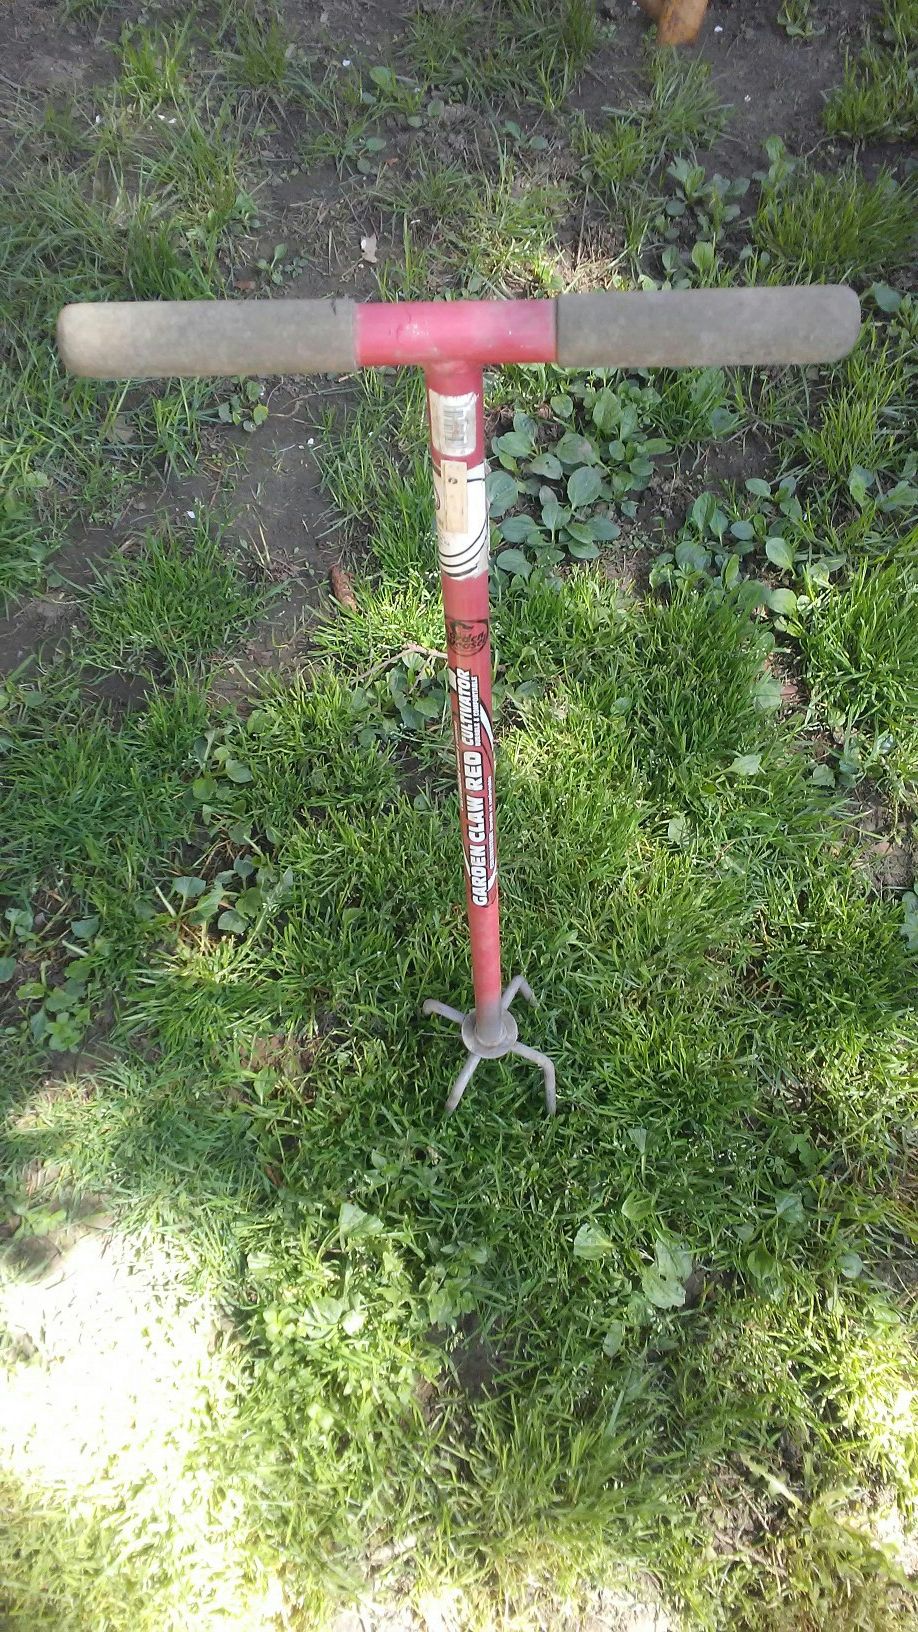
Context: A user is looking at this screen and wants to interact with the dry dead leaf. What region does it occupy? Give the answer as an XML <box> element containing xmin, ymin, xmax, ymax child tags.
<box><xmin>329</xmin><ymin>563</ymin><xmax>358</xmax><ymax>612</ymax></box>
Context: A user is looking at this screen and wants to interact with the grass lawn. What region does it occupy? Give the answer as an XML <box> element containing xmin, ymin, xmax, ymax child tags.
<box><xmin>0</xmin><ymin>1</ymin><xmax>916</xmax><ymax>1628</ymax></box>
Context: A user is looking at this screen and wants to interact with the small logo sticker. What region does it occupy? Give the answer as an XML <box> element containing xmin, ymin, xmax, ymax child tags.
<box><xmin>446</xmin><ymin>619</ymin><xmax>488</xmax><ymax>655</ymax></box>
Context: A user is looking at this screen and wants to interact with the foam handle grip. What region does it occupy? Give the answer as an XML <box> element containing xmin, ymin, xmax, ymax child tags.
<box><xmin>555</xmin><ymin>286</ymin><xmax>861</xmax><ymax>368</ymax></box>
<box><xmin>57</xmin><ymin>298</ymin><xmax>357</xmax><ymax>379</ymax></box>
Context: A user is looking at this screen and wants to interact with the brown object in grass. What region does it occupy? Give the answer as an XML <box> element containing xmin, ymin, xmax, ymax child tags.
<box><xmin>637</xmin><ymin>0</ymin><xmax>709</xmax><ymax>44</ymax></box>
<box><xmin>329</xmin><ymin>563</ymin><xmax>358</xmax><ymax>611</ymax></box>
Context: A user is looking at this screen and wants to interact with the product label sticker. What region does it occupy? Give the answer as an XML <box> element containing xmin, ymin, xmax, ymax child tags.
<box><xmin>450</xmin><ymin>665</ymin><xmax>497</xmax><ymax>908</ymax></box>
<box><xmin>429</xmin><ymin>390</ymin><xmax>477</xmax><ymax>458</ymax></box>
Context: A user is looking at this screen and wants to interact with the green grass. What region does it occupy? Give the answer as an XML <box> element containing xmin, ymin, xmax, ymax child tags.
<box><xmin>778</xmin><ymin>320</ymin><xmax>917</xmax><ymax>563</ymax></box>
<box><xmin>801</xmin><ymin>555</ymin><xmax>918</xmax><ymax>733</ymax></box>
<box><xmin>220</xmin><ymin>1</ymin><xmax>292</xmax><ymax>90</ymax></box>
<box><xmin>80</xmin><ymin>517</ymin><xmax>264</xmax><ymax>673</ymax></box>
<box><xmin>2</xmin><ymin>570</ymin><xmax>916</xmax><ymax>1626</ymax></box>
<box><xmin>825</xmin><ymin>0</ymin><xmax>918</xmax><ymax>141</ymax></box>
<box><xmin>2</xmin><ymin>5</ymin><xmax>918</xmax><ymax>1627</ymax></box>
<box><xmin>399</xmin><ymin>152</ymin><xmax>568</xmax><ymax>295</ymax></box>
<box><xmin>0</xmin><ymin>61</ymin><xmax>256</xmax><ymax>604</ymax></box>
<box><xmin>0</xmin><ymin>680</ymin><xmax>208</xmax><ymax>896</ymax></box>
<box><xmin>405</xmin><ymin>0</ymin><xmax>598</xmax><ymax>109</ymax></box>
<box><xmin>576</xmin><ymin>52</ymin><xmax>729</xmax><ymax>271</ymax></box>
<box><xmin>118</xmin><ymin>21</ymin><xmax>194</xmax><ymax>107</ymax></box>
<box><xmin>754</xmin><ymin>162</ymin><xmax>917</xmax><ymax>283</ymax></box>
<box><xmin>646</xmin><ymin>48</ymin><xmax>729</xmax><ymax>151</ymax></box>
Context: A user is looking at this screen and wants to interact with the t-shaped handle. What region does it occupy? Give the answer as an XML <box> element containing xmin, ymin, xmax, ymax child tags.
<box><xmin>57</xmin><ymin>287</ymin><xmax>860</xmax><ymax>379</ymax></box>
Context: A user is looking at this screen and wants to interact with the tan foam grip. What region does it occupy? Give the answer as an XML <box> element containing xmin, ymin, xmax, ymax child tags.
<box><xmin>556</xmin><ymin>287</ymin><xmax>861</xmax><ymax>368</ymax></box>
<box><xmin>57</xmin><ymin>299</ymin><xmax>357</xmax><ymax>379</ymax></box>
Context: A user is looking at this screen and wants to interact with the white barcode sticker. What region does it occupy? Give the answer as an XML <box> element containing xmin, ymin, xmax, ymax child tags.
<box><xmin>429</xmin><ymin>390</ymin><xmax>477</xmax><ymax>457</ymax></box>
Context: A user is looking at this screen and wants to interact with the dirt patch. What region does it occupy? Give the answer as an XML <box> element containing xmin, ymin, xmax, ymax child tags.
<box><xmin>699</xmin><ymin>429</ymin><xmax>772</xmax><ymax>489</ymax></box>
<box><xmin>765</xmin><ymin>645</ymin><xmax>809</xmax><ymax>715</ymax></box>
<box><xmin>0</xmin><ymin>523</ymin><xmax>114</xmax><ymax>678</ymax></box>
<box><xmin>697</xmin><ymin>0</ymin><xmax>871</xmax><ymax>167</ymax></box>
<box><xmin>643</xmin><ymin>429</ymin><xmax>774</xmax><ymax>543</ymax></box>
<box><xmin>0</xmin><ymin>0</ymin><xmax>113</xmax><ymax>95</ymax></box>
<box><xmin>601</xmin><ymin>537</ymin><xmax>653</xmax><ymax>594</ymax></box>
<box><xmin>848</xmin><ymin>786</ymin><xmax>915</xmax><ymax>894</ymax></box>
<box><xmin>578</xmin><ymin>0</ymin><xmax>870</xmax><ymax>172</ymax></box>
<box><xmin>450</xmin><ymin>1312</ymin><xmax>503</xmax><ymax>1399</ymax></box>
<box><xmin>233</xmin><ymin>384</ymin><xmax>342</xmax><ymax>565</ymax></box>
<box><xmin>860</xmin><ymin>833</ymin><xmax>915</xmax><ymax>894</ymax></box>
<box><xmin>80</xmin><ymin>663</ymin><xmax>161</xmax><ymax>716</ymax></box>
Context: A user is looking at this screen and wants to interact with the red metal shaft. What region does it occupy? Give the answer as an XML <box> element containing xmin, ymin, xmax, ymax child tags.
<box><xmin>424</xmin><ymin>360</ymin><xmax>504</xmax><ymax>1048</ymax></box>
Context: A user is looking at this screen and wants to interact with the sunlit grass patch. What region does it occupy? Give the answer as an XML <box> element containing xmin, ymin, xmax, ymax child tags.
<box><xmin>800</xmin><ymin>556</ymin><xmax>918</xmax><ymax>735</ymax></box>
<box><xmin>0</xmin><ymin>1211</ymin><xmax>285</xmax><ymax>1631</ymax></box>
<box><xmin>1</xmin><ymin>2</ymin><xmax>918</xmax><ymax>1623</ymax></box>
<box><xmin>81</xmin><ymin>517</ymin><xmax>264</xmax><ymax>673</ymax></box>
<box><xmin>3</xmin><ymin>575</ymin><xmax>917</xmax><ymax>1629</ymax></box>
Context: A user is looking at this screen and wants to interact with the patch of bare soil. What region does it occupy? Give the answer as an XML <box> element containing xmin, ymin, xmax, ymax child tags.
<box><xmin>0</xmin><ymin>524</ymin><xmax>111</xmax><ymax>678</ymax></box>
<box><xmin>0</xmin><ymin>0</ymin><xmax>112</xmax><ymax>95</ymax></box>
<box><xmin>584</xmin><ymin>0</ymin><xmax>871</xmax><ymax>170</ymax></box>
<box><xmin>697</xmin><ymin>0</ymin><xmax>871</xmax><ymax>166</ymax></box>
<box><xmin>849</xmin><ymin>785</ymin><xmax>916</xmax><ymax>894</ymax></box>
<box><xmin>601</xmin><ymin>538</ymin><xmax>653</xmax><ymax>594</ymax></box>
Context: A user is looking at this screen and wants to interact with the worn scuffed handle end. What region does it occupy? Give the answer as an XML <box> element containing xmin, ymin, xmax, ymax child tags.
<box><xmin>555</xmin><ymin>285</ymin><xmax>862</xmax><ymax>369</ymax></box>
<box><xmin>57</xmin><ymin>299</ymin><xmax>358</xmax><ymax>379</ymax></box>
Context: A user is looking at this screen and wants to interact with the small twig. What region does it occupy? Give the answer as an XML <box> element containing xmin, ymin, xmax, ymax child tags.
<box><xmin>575</xmin><ymin>184</ymin><xmax>589</xmax><ymax>269</ymax></box>
<box><xmin>358</xmin><ymin>643</ymin><xmax>447</xmax><ymax>687</ymax></box>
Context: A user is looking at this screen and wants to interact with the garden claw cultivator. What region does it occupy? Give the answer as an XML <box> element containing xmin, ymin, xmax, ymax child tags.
<box><xmin>424</xmin><ymin>976</ymin><xmax>556</xmax><ymax>1116</ymax></box>
<box><xmin>58</xmin><ymin>283</ymin><xmax>860</xmax><ymax>1115</ymax></box>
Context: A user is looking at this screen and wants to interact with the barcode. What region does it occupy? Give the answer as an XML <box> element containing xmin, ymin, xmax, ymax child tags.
<box><xmin>442</xmin><ymin>406</ymin><xmax>469</xmax><ymax>443</ymax></box>
<box><xmin>431</xmin><ymin>390</ymin><xmax>476</xmax><ymax>456</ymax></box>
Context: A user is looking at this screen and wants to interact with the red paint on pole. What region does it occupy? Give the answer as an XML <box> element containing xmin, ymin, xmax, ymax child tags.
<box><xmin>358</xmin><ymin>300</ymin><xmax>557</xmax><ymax>369</ymax></box>
<box><xmin>425</xmin><ymin>361</ymin><xmax>504</xmax><ymax>1047</ymax></box>
<box><xmin>444</xmin><ymin>572</ymin><xmax>503</xmax><ymax>1044</ymax></box>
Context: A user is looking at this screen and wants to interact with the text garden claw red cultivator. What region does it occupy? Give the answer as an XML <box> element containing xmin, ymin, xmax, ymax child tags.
<box><xmin>58</xmin><ymin>284</ymin><xmax>860</xmax><ymax>1115</ymax></box>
